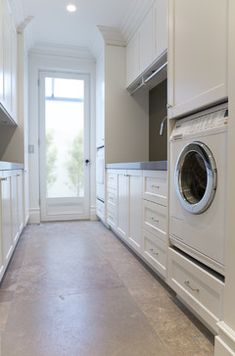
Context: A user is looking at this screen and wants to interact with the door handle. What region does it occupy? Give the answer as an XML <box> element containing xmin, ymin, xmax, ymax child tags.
<box><xmin>85</xmin><ymin>159</ymin><xmax>90</xmax><ymax>165</ymax></box>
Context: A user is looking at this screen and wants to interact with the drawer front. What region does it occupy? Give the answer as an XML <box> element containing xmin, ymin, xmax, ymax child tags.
<box><xmin>168</xmin><ymin>248</ymin><xmax>224</xmax><ymax>332</ymax></box>
<box><xmin>96</xmin><ymin>199</ymin><xmax>105</xmax><ymax>221</ymax></box>
<box><xmin>107</xmin><ymin>188</ymin><xmax>117</xmax><ymax>206</ymax></box>
<box><xmin>107</xmin><ymin>172</ymin><xmax>117</xmax><ymax>190</ymax></box>
<box><xmin>143</xmin><ymin>229</ymin><xmax>167</xmax><ymax>277</ymax></box>
<box><xmin>143</xmin><ymin>171</ymin><xmax>167</xmax><ymax>206</ymax></box>
<box><xmin>143</xmin><ymin>200</ymin><xmax>167</xmax><ymax>240</ymax></box>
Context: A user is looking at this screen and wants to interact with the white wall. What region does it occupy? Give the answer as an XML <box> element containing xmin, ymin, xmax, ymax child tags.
<box><xmin>28</xmin><ymin>47</ymin><xmax>96</xmax><ymax>223</ymax></box>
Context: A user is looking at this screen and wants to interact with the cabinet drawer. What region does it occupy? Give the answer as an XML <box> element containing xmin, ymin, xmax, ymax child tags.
<box><xmin>143</xmin><ymin>229</ymin><xmax>167</xmax><ymax>278</ymax></box>
<box><xmin>168</xmin><ymin>248</ymin><xmax>224</xmax><ymax>333</ymax></box>
<box><xmin>107</xmin><ymin>172</ymin><xmax>117</xmax><ymax>190</ymax></box>
<box><xmin>96</xmin><ymin>199</ymin><xmax>105</xmax><ymax>221</ymax></box>
<box><xmin>143</xmin><ymin>200</ymin><xmax>167</xmax><ymax>240</ymax></box>
<box><xmin>143</xmin><ymin>170</ymin><xmax>167</xmax><ymax>206</ymax></box>
<box><xmin>107</xmin><ymin>188</ymin><xmax>117</xmax><ymax>206</ymax></box>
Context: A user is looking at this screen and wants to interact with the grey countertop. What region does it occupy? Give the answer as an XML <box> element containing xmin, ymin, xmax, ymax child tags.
<box><xmin>106</xmin><ymin>161</ymin><xmax>167</xmax><ymax>171</ymax></box>
<box><xmin>0</xmin><ymin>161</ymin><xmax>24</xmax><ymax>171</ymax></box>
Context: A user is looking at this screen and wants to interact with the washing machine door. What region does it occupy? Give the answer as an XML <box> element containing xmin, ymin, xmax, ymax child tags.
<box><xmin>174</xmin><ymin>141</ymin><xmax>217</xmax><ymax>214</ymax></box>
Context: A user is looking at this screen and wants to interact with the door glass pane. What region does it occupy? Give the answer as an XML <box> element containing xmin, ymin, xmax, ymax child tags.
<box><xmin>180</xmin><ymin>151</ymin><xmax>207</xmax><ymax>204</ymax></box>
<box><xmin>45</xmin><ymin>77</ymin><xmax>85</xmax><ymax>199</ymax></box>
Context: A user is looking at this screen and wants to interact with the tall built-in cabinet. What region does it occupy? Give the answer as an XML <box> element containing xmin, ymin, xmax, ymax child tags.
<box><xmin>168</xmin><ymin>0</ymin><xmax>228</xmax><ymax>119</ymax></box>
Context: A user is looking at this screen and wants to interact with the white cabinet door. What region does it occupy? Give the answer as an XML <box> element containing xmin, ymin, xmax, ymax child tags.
<box><xmin>126</xmin><ymin>32</ymin><xmax>140</xmax><ymax>86</ymax></box>
<box><xmin>1</xmin><ymin>174</ymin><xmax>13</xmax><ymax>264</ymax></box>
<box><xmin>117</xmin><ymin>171</ymin><xmax>129</xmax><ymax>240</ymax></box>
<box><xmin>11</xmin><ymin>173</ymin><xmax>18</xmax><ymax>244</ymax></box>
<box><xmin>0</xmin><ymin>0</ymin><xmax>4</xmax><ymax>106</ymax></box>
<box><xmin>128</xmin><ymin>170</ymin><xmax>142</xmax><ymax>252</ymax></box>
<box><xmin>17</xmin><ymin>171</ymin><xmax>24</xmax><ymax>236</ymax></box>
<box><xmin>168</xmin><ymin>0</ymin><xmax>228</xmax><ymax>118</ymax></box>
<box><xmin>3</xmin><ymin>0</ymin><xmax>12</xmax><ymax>115</ymax></box>
<box><xmin>11</xmin><ymin>17</ymin><xmax>17</xmax><ymax>123</ymax></box>
<box><xmin>139</xmin><ymin>8</ymin><xmax>154</xmax><ymax>73</ymax></box>
<box><xmin>153</xmin><ymin>0</ymin><xmax>167</xmax><ymax>59</ymax></box>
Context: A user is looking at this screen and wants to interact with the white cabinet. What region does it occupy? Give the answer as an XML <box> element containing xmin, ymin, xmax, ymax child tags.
<box><xmin>1</xmin><ymin>173</ymin><xmax>13</xmax><ymax>266</ymax></box>
<box><xmin>128</xmin><ymin>170</ymin><xmax>142</xmax><ymax>252</ymax></box>
<box><xmin>0</xmin><ymin>0</ymin><xmax>17</xmax><ymax>123</ymax></box>
<box><xmin>117</xmin><ymin>171</ymin><xmax>129</xmax><ymax>240</ymax></box>
<box><xmin>168</xmin><ymin>0</ymin><xmax>228</xmax><ymax>118</ymax></box>
<box><xmin>126</xmin><ymin>0</ymin><xmax>168</xmax><ymax>87</ymax></box>
<box><xmin>139</xmin><ymin>9</ymin><xmax>154</xmax><ymax>74</ymax></box>
<box><xmin>126</xmin><ymin>32</ymin><xmax>140</xmax><ymax>87</ymax></box>
<box><xmin>108</xmin><ymin>169</ymin><xmax>143</xmax><ymax>253</ymax></box>
<box><xmin>17</xmin><ymin>171</ymin><xmax>24</xmax><ymax>235</ymax></box>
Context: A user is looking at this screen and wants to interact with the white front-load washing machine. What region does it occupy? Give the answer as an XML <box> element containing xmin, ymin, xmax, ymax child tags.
<box><xmin>169</xmin><ymin>104</ymin><xmax>228</xmax><ymax>275</ymax></box>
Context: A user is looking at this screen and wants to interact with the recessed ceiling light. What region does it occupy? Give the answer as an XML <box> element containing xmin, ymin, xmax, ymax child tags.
<box><xmin>66</xmin><ymin>4</ymin><xmax>77</xmax><ymax>12</ymax></box>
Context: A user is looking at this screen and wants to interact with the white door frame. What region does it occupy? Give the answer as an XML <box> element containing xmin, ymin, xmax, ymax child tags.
<box><xmin>39</xmin><ymin>70</ymin><xmax>91</xmax><ymax>221</ymax></box>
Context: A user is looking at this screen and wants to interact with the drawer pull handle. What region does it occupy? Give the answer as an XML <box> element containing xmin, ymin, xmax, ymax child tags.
<box><xmin>151</xmin><ymin>217</ymin><xmax>159</xmax><ymax>223</ymax></box>
<box><xmin>0</xmin><ymin>178</ymin><xmax>7</xmax><ymax>182</ymax></box>
<box><xmin>150</xmin><ymin>248</ymin><xmax>154</xmax><ymax>252</ymax></box>
<box><xmin>151</xmin><ymin>185</ymin><xmax>160</xmax><ymax>189</ymax></box>
<box><xmin>154</xmin><ymin>252</ymin><xmax>159</xmax><ymax>256</ymax></box>
<box><xmin>184</xmin><ymin>280</ymin><xmax>199</xmax><ymax>293</ymax></box>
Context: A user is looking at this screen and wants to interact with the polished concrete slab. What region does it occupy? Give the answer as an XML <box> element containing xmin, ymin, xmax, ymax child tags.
<box><xmin>0</xmin><ymin>222</ymin><xmax>214</xmax><ymax>355</ymax></box>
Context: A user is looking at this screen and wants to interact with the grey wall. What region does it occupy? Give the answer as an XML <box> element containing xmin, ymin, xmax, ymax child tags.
<box><xmin>149</xmin><ymin>79</ymin><xmax>167</xmax><ymax>161</ymax></box>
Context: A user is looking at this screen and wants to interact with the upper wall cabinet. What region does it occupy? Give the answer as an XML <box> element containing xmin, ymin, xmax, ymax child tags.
<box><xmin>168</xmin><ymin>0</ymin><xmax>228</xmax><ymax>119</ymax></box>
<box><xmin>0</xmin><ymin>0</ymin><xmax>17</xmax><ymax>124</ymax></box>
<box><xmin>126</xmin><ymin>0</ymin><xmax>168</xmax><ymax>88</ymax></box>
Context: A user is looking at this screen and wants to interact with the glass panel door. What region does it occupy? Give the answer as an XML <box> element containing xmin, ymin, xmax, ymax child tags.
<box><xmin>39</xmin><ymin>72</ymin><xmax>90</xmax><ymax>221</ymax></box>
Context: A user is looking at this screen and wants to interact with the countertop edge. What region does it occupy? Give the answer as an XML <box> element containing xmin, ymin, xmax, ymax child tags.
<box><xmin>0</xmin><ymin>162</ymin><xmax>24</xmax><ymax>171</ymax></box>
<box><xmin>106</xmin><ymin>161</ymin><xmax>167</xmax><ymax>171</ymax></box>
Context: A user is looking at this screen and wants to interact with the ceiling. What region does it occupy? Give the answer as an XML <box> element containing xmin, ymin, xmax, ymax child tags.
<box><xmin>18</xmin><ymin>0</ymin><xmax>153</xmax><ymax>54</ymax></box>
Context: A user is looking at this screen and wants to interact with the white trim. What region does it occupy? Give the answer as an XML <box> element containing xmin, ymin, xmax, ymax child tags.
<box><xmin>97</xmin><ymin>26</ymin><xmax>126</xmax><ymax>47</ymax></box>
<box><xmin>215</xmin><ymin>322</ymin><xmax>235</xmax><ymax>355</ymax></box>
<box><xmin>90</xmin><ymin>205</ymin><xmax>98</xmax><ymax>221</ymax></box>
<box><xmin>29</xmin><ymin>208</ymin><xmax>40</xmax><ymax>224</ymax></box>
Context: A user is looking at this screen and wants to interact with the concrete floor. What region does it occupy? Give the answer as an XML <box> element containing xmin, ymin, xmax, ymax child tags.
<box><xmin>0</xmin><ymin>221</ymin><xmax>214</xmax><ymax>356</ymax></box>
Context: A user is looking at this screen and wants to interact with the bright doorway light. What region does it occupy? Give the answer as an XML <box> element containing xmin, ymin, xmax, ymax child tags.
<box><xmin>66</xmin><ymin>3</ymin><xmax>77</xmax><ymax>12</ymax></box>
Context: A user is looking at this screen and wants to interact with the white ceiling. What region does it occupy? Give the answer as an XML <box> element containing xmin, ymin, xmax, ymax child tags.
<box><xmin>19</xmin><ymin>0</ymin><xmax>153</xmax><ymax>54</ymax></box>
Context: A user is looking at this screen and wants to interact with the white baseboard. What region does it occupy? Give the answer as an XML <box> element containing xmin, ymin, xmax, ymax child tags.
<box><xmin>29</xmin><ymin>208</ymin><xmax>40</xmax><ymax>224</ymax></box>
<box><xmin>215</xmin><ymin>322</ymin><xmax>235</xmax><ymax>355</ymax></box>
<box><xmin>90</xmin><ymin>205</ymin><xmax>98</xmax><ymax>221</ymax></box>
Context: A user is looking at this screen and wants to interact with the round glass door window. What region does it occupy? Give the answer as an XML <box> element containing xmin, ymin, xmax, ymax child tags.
<box><xmin>174</xmin><ymin>141</ymin><xmax>217</xmax><ymax>214</ymax></box>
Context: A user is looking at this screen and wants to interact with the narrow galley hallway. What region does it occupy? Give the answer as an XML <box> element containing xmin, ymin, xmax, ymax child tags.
<box><xmin>0</xmin><ymin>222</ymin><xmax>213</xmax><ymax>356</ymax></box>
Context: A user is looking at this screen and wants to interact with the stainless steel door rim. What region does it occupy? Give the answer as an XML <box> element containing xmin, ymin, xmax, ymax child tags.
<box><xmin>174</xmin><ymin>141</ymin><xmax>217</xmax><ymax>214</ymax></box>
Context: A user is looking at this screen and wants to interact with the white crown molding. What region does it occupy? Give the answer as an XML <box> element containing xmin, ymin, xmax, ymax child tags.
<box><xmin>97</xmin><ymin>25</ymin><xmax>126</xmax><ymax>47</ymax></box>
<box><xmin>29</xmin><ymin>42</ymin><xmax>95</xmax><ymax>61</ymax></box>
<box><xmin>120</xmin><ymin>0</ymin><xmax>155</xmax><ymax>43</ymax></box>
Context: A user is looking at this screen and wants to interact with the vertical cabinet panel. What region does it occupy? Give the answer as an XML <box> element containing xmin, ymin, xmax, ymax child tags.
<box><xmin>139</xmin><ymin>9</ymin><xmax>154</xmax><ymax>73</ymax></box>
<box><xmin>128</xmin><ymin>171</ymin><xmax>142</xmax><ymax>252</ymax></box>
<box><xmin>11</xmin><ymin>173</ymin><xmax>18</xmax><ymax>244</ymax></box>
<box><xmin>117</xmin><ymin>171</ymin><xmax>129</xmax><ymax>240</ymax></box>
<box><xmin>154</xmin><ymin>0</ymin><xmax>168</xmax><ymax>59</ymax></box>
<box><xmin>1</xmin><ymin>175</ymin><xmax>13</xmax><ymax>264</ymax></box>
<box><xmin>126</xmin><ymin>32</ymin><xmax>140</xmax><ymax>87</ymax></box>
<box><xmin>168</xmin><ymin>0</ymin><xmax>228</xmax><ymax>118</ymax></box>
<box><xmin>0</xmin><ymin>0</ymin><xmax>4</xmax><ymax>104</ymax></box>
<box><xmin>17</xmin><ymin>171</ymin><xmax>24</xmax><ymax>234</ymax></box>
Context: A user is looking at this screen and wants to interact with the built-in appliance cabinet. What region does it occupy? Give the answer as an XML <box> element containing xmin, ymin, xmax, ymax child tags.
<box><xmin>0</xmin><ymin>0</ymin><xmax>18</xmax><ymax>124</ymax></box>
<box><xmin>0</xmin><ymin>169</ymin><xmax>24</xmax><ymax>282</ymax></box>
<box><xmin>126</xmin><ymin>0</ymin><xmax>168</xmax><ymax>87</ymax></box>
<box><xmin>168</xmin><ymin>0</ymin><xmax>228</xmax><ymax>119</ymax></box>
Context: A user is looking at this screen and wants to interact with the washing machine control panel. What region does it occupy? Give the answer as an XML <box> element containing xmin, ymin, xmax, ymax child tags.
<box><xmin>171</xmin><ymin>107</ymin><xmax>228</xmax><ymax>140</ymax></box>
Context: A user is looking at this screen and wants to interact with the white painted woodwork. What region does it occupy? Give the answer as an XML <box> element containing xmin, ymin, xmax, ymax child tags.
<box><xmin>96</xmin><ymin>53</ymin><xmax>105</xmax><ymax>148</ymax></box>
<box><xmin>96</xmin><ymin>199</ymin><xmax>105</xmax><ymax>222</ymax></box>
<box><xmin>142</xmin><ymin>229</ymin><xmax>167</xmax><ymax>278</ymax></box>
<box><xmin>126</xmin><ymin>31</ymin><xmax>140</xmax><ymax>86</ymax></box>
<box><xmin>0</xmin><ymin>0</ymin><xmax>18</xmax><ymax>122</ymax></box>
<box><xmin>128</xmin><ymin>170</ymin><xmax>142</xmax><ymax>252</ymax></box>
<box><xmin>11</xmin><ymin>173</ymin><xmax>18</xmax><ymax>244</ymax></box>
<box><xmin>139</xmin><ymin>8</ymin><xmax>154</xmax><ymax>74</ymax></box>
<box><xmin>17</xmin><ymin>171</ymin><xmax>24</xmax><ymax>235</ymax></box>
<box><xmin>168</xmin><ymin>247</ymin><xmax>224</xmax><ymax>333</ymax></box>
<box><xmin>1</xmin><ymin>173</ymin><xmax>13</xmax><ymax>265</ymax></box>
<box><xmin>126</xmin><ymin>0</ymin><xmax>168</xmax><ymax>87</ymax></box>
<box><xmin>168</xmin><ymin>0</ymin><xmax>228</xmax><ymax>119</ymax></box>
<box><xmin>153</xmin><ymin>0</ymin><xmax>168</xmax><ymax>60</ymax></box>
<box><xmin>143</xmin><ymin>199</ymin><xmax>167</xmax><ymax>241</ymax></box>
<box><xmin>143</xmin><ymin>170</ymin><xmax>167</xmax><ymax>206</ymax></box>
<box><xmin>117</xmin><ymin>171</ymin><xmax>129</xmax><ymax>240</ymax></box>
